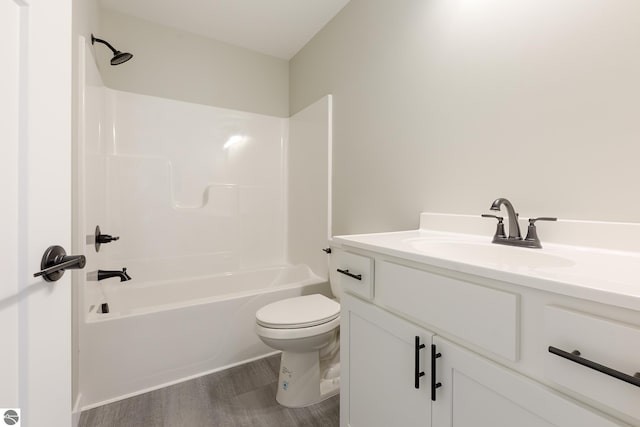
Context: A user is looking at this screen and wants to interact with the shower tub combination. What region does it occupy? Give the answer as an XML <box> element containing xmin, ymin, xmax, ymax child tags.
<box><xmin>78</xmin><ymin>54</ymin><xmax>332</xmax><ymax>409</ymax></box>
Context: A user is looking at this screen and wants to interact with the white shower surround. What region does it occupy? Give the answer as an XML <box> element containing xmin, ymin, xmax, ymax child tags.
<box><xmin>103</xmin><ymin>89</ymin><xmax>289</xmax><ymax>277</ymax></box>
<box><xmin>77</xmin><ymin>46</ymin><xmax>332</xmax><ymax>409</ymax></box>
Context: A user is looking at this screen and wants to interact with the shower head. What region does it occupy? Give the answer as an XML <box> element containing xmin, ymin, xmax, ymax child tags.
<box><xmin>91</xmin><ymin>34</ymin><xmax>133</xmax><ymax>66</ymax></box>
<box><xmin>111</xmin><ymin>51</ymin><xmax>133</xmax><ymax>66</ymax></box>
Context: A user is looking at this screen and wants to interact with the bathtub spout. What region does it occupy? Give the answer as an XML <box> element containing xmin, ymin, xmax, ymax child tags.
<box><xmin>97</xmin><ymin>268</ymin><xmax>131</xmax><ymax>282</ymax></box>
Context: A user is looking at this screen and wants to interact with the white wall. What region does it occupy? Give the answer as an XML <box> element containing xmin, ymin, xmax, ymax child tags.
<box><xmin>73</xmin><ymin>0</ymin><xmax>100</xmax><ymax>43</ymax></box>
<box><xmin>98</xmin><ymin>8</ymin><xmax>289</xmax><ymax>117</ymax></box>
<box><xmin>290</xmin><ymin>0</ymin><xmax>640</xmax><ymax>235</ymax></box>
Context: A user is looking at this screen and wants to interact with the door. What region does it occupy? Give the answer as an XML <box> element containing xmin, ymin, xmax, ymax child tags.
<box><xmin>0</xmin><ymin>0</ymin><xmax>73</xmax><ymax>426</ymax></box>
<box><xmin>341</xmin><ymin>294</ymin><xmax>433</xmax><ymax>427</ymax></box>
<box><xmin>431</xmin><ymin>336</ymin><xmax>622</xmax><ymax>427</ymax></box>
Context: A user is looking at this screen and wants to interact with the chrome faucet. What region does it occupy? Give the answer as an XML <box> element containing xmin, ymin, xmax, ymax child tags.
<box><xmin>482</xmin><ymin>198</ymin><xmax>557</xmax><ymax>248</ymax></box>
<box><xmin>97</xmin><ymin>268</ymin><xmax>131</xmax><ymax>282</ymax></box>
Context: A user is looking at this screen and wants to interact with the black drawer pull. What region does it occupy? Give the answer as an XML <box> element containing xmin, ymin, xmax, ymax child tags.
<box><xmin>414</xmin><ymin>336</ymin><xmax>426</xmax><ymax>389</ymax></box>
<box><xmin>548</xmin><ymin>346</ymin><xmax>640</xmax><ymax>388</ymax></box>
<box><xmin>337</xmin><ymin>268</ymin><xmax>362</xmax><ymax>280</ymax></box>
<box><xmin>431</xmin><ymin>344</ymin><xmax>442</xmax><ymax>401</ymax></box>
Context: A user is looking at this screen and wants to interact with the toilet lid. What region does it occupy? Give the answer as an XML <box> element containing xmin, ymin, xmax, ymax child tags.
<box><xmin>256</xmin><ymin>294</ymin><xmax>340</xmax><ymax>329</ymax></box>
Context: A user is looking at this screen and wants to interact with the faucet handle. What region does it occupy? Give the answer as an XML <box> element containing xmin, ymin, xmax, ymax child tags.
<box><xmin>528</xmin><ymin>217</ymin><xmax>557</xmax><ymax>224</ymax></box>
<box><xmin>481</xmin><ymin>214</ymin><xmax>504</xmax><ymax>222</ymax></box>
<box><xmin>481</xmin><ymin>214</ymin><xmax>506</xmax><ymax>241</ymax></box>
<box><xmin>525</xmin><ymin>217</ymin><xmax>557</xmax><ymax>248</ymax></box>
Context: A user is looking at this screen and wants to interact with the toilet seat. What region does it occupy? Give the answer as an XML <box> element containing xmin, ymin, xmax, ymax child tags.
<box><xmin>255</xmin><ymin>315</ymin><xmax>340</xmax><ymax>341</ymax></box>
<box><xmin>256</xmin><ymin>294</ymin><xmax>340</xmax><ymax>329</ymax></box>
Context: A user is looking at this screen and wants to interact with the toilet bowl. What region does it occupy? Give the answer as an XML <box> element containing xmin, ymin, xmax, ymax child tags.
<box><xmin>255</xmin><ymin>293</ymin><xmax>341</xmax><ymax>408</ymax></box>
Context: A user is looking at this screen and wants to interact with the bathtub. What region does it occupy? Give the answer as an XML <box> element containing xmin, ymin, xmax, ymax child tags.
<box><xmin>78</xmin><ymin>264</ymin><xmax>330</xmax><ymax>409</ymax></box>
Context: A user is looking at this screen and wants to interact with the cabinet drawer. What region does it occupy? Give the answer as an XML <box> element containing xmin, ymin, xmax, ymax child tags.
<box><xmin>376</xmin><ymin>260</ymin><xmax>519</xmax><ymax>361</ymax></box>
<box><xmin>331</xmin><ymin>248</ymin><xmax>374</xmax><ymax>300</ymax></box>
<box><xmin>544</xmin><ymin>305</ymin><xmax>640</xmax><ymax>421</ymax></box>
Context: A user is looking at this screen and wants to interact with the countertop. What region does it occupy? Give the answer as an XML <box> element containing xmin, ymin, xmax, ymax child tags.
<box><xmin>333</xmin><ymin>228</ymin><xmax>640</xmax><ymax>312</ymax></box>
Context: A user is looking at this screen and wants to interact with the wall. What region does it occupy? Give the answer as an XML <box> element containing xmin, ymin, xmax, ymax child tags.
<box><xmin>290</xmin><ymin>0</ymin><xmax>640</xmax><ymax>235</ymax></box>
<box><xmin>73</xmin><ymin>0</ymin><xmax>100</xmax><ymax>43</ymax></box>
<box><xmin>98</xmin><ymin>8</ymin><xmax>289</xmax><ymax>117</ymax></box>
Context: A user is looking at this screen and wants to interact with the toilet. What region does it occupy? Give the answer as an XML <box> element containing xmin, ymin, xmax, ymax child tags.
<box><xmin>255</xmin><ymin>279</ymin><xmax>342</xmax><ymax>408</ymax></box>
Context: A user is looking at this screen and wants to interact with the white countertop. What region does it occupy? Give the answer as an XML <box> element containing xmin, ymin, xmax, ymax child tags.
<box><xmin>333</xmin><ymin>226</ymin><xmax>640</xmax><ymax>312</ymax></box>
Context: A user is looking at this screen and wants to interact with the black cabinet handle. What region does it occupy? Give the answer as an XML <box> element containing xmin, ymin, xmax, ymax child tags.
<box><xmin>322</xmin><ymin>247</ymin><xmax>332</xmax><ymax>254</ymax></box>
<box><xmin>548</xmin><ymin>346</ymin><xmax>640</xmax><ymax>388</ymax></box>
<box><xmin>431</xmin><ymin>344</ymin><xmax>442</xmax><ymax>401</ymax></box>
<box><xmin>415</xmin><ymin>336</ymin><xmax>426</xmax><ymax>389</ymax></box>
<box><xmin>337</xmin><ymin>268</ymin><xmax>362</xmax><ymax>280</ymax></box>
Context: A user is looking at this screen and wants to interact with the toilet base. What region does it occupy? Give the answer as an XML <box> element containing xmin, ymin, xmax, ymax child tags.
<box><xmin>275</xmin><ymin>350</ymin><xmax>340</xmax><ymax>408</ymax></box>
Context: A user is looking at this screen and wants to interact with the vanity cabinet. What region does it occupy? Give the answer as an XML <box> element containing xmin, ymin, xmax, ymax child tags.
<box><xmin>332</xmin><ymin>250</ymin><xmax>374</xmax><ymax>300</ymax></box>
<box><xmin>432</xmin><ymin>336</ymin><xmax>619</xmax><ymax>427</ymax></box>
<box><xmin>543</xmin><ymin>305</ymin><xmax>640</xmax><ymax>421</ymax></box>
<box><xmin>334</xmin><ymin>246</ymin><xmax>634</xmax><ymax>427</ymax></box>
<box><xmin>376</xmin><ymin>260</ymin><xmax>518</xmax><ymax>361</ymax></box>
<box><xmin>341</xmin><ymin>294</ymin><xmax>433</xmax><ymax>427</ymax></box>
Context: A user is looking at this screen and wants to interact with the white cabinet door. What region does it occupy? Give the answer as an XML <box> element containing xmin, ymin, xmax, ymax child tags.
<box><xmin>341</xmin><ymin>294</ymin><xmax>433</xmax><ymax>427</ymax></box>
<box><xmin>432</xmin><ymin>336</ymin><xmax>625</xmax><ymax>427</ymax></box>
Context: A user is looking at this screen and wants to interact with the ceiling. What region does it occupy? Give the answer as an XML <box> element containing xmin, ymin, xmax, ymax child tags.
<box><xmin>99</xmin><ymin>0</ymin><xmax>350</xmax><ymax>60</ymax></box>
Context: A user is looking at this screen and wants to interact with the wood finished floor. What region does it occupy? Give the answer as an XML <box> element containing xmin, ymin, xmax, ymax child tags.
<box><xmin>79</xmin><ymin>355</ymin><xmax>339</xmax><ymax>427</ymax></box>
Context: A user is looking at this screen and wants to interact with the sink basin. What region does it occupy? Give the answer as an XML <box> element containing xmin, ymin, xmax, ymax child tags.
<box><xmin>406</xmin><ymin>238</ymin><xmax>575</xmax><ymax>269</ymax></box>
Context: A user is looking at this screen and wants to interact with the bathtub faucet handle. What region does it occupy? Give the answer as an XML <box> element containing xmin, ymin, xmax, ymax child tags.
<box><xmin>95</xmin><ymin>225</ymin><xmax>120</xmax><ymax>252</ymax></box>
<box><xmin>98</xmin><ymin>234</ymin><xmax>120</xmax><ymax>243</ymax></box>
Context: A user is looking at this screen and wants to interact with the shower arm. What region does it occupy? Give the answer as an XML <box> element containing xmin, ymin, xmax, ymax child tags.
<box><xmin>91</xmin><ymin>35</ymin><xmax>118</xmax><ymax>55</ymax></box>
